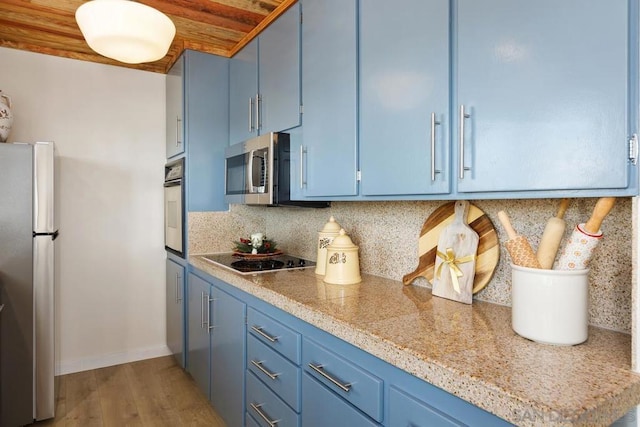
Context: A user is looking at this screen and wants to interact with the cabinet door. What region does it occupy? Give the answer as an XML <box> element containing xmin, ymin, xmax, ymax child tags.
<box><xmin>187</xmin><ymin>273</ymin><xmax>211</xmax><ymax>399</ymax></box>
<box><xmin>184</xmin><ymin>51</ymin><xmax>229</xmax><ymax>212</ymax></box>
<box><xmin>230</xmin><ymin>39</ymin><xmax>258</xmax><ymax>145</ymax></box>
<box><xmin>301</xmin><ymin>373</ymin><xmax>378</xmax><ymax>427</ymax></box>
<box><xmin>359</xmin><ymin>0</ymin><xmax>450</xmax><ymax>196</ymax></box>
<box><xmin>456</xmin><ymin>0</ymin><xmax>631</xmax><ymax>193</ymax></box>
<box><xmin>166</xmin><ymin>55</ymin><xmax>184</xmax><ymax>158</ymax></box>
<box><xmin>210</xmin><ymin>285</ymin><xmax>246</xmax><ymax>427</ymax></box>
<box><xmin>301</xmin><ymin>0</ymin><xmax>358</xmax><ymax>197</ymax></box>
<box><xmin>259</xmin><ymin>3</ymin><xmax>301</xmax><ymax>134</ymax></box>
<box><xmin>166</xmin><ymin>259</ymin><xmax>185</xmax><ymax>368</ymax></box>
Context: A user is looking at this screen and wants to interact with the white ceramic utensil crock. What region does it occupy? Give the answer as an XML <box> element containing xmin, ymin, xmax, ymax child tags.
<box><xmin>323</xmin><ymin>229</ymin><xmax>361</xmax><ymax>285</ymax></box>
<box><xmin>511</xmin><ymin>264</ymin><xmax>589</xmax><ymax>345</ymax></box>
<box><xmin>315</xmin><ymin>216</ymin><xmax>342</xmax><ymax>275</ymax></box>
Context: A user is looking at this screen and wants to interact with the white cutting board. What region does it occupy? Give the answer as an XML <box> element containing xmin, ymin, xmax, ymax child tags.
<box><xmin>432</xmin><ymin>200</ymin><xmax>479</xmax><ymax>304</ymax></box>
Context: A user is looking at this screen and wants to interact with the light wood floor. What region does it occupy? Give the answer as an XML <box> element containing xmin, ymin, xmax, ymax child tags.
<box><xmin>30</xmin><ymin>356</ymin><xmax>227</xmax><ymax>427</ymax></box>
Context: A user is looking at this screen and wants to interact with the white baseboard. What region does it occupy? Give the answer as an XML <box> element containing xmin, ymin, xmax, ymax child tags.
<box><xmin>56</xmin><ymin>345</ymin><xmax>172</xmax><ymax>375</ymax></box>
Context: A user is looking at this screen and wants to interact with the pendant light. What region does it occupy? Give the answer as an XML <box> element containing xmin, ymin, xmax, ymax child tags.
<box><xmin>75</xmin><ymin>0</ymin><xmax>176</xmax><ymax>64</ymax></box>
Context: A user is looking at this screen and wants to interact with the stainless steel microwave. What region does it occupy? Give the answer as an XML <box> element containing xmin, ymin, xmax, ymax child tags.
<box><xmin>224</xmin><ymin>132</ymin><xmax>329</xmax><ymax>207</ymax></box>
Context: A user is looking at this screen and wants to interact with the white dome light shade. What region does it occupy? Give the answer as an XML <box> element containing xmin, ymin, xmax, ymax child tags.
<box><xmin>76</xmin><ymin>0</ymin><xmax>176</xmax><ymax>64</ymax></box>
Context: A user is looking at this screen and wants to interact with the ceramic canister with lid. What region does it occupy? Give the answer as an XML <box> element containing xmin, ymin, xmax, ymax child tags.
<box><xmin>323</xmin><ymin>229</ymin><xmax>361</xmax><ymax>285</ymax></box>
<box><xmin>315</xmin><ymin>216</ymin><xmax>342</xmax><ymax>275</ymax></box>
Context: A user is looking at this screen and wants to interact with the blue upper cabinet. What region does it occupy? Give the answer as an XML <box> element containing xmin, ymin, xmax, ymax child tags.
<box><xmin>359</xmin><ymin>0</ymin><xmax>450</xmax><ymax>196</ymax></box>
<box><xmin>184</xmin><ymin>51</ymin><xmax>229</xmax><ymax>212</ymax></box>
<box><xmin>229</xmin><ymin>38</ymin><xmax>258</xmax><ymax>145</ymax></box>
<box><xmin>166</xmin><ymin>50</ymin><xmax>229</xmax><ymax>212</ymax></box>
<box><xmin>229</xmin><ymin>4</ymin><xmax>301</xmax><ymax>146</ymax></box>
<box><xmin>259</xmin><ymin>3</ymin><xmax>302</xmax><ymax>135</ymax></box>
<box><xmin>455</xmin><ymin>0</ymin><xmax>635</xmax><ymax>194</ymax></box>
<box><xmin>300</xmin><ymin>0</ymin><xmax>358</xmax><ymax>197</ymax></box>
<box><xmin>294</xmin><ymin>0</ymin><xmax>638</xmax><ymax>199</ymax></box>
<box><xmin>166</xmin><ymin>54</ymin><xmax>184</xmax><ymax>159</ymax></box>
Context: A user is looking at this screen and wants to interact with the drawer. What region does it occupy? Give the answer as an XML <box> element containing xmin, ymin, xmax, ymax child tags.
<box><xmin>245</xmin><ymin>412</ymin><xmax>261</xmax><ymax>427</ymax></box>
<box><xmin>302</xmin><ymin>373</ymin><xmax>379</xmax><ymax>427</ymax></box>
<box><xmin>302</xmin><ymin>337</ymin><xmax>383</xmax><ymax>422</ymax></box>
<box><xmin>247</xmin><ymin>334</ymin><xmax>301</xmax><ymax>412</ymax></box>
<box><xmin>246</xmin><ymin>370</ymin><xmax>300</xmax><ymax>427</ymax></box>
<box><xmin>248</xmin><ymin>307</ymin><xmax>301</xmax><ymax>364</ymax></box>
<box><xmin>389</xmin><ymin>386</ymin><xmax>464</xmax><ymax>427</ymax></box>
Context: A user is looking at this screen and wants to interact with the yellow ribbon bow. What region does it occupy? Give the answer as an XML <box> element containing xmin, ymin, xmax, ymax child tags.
<box><xmin>436</xmin><ymin>248</ymin><xmax>475</xmax><ymax>294</ymax></box>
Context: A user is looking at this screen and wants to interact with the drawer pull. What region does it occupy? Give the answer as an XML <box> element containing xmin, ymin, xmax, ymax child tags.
<box><xmin>251</xmin><ymin>325</ymin><xmax>279</xmax><ymax>343</ymax></box>
<box><xmin>308</xmin><ymin>363</ymin><xmax>352</xmax><ymax>393</ymax></box>
<box><xmin>251</xmin><ymin>360</ymin><xmax>280</xmax><ymax>380</ymax></box>
<box><xmin>250</xmin><ymin>403</ymin><xmax>279</xmax><ymax>426</ymax></box>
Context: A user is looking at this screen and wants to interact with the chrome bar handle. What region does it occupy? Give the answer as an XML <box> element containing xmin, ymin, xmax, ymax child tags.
<box><xmin>300</xmin><ymin>145</ymin><xmax>307</xmax><ymax>189</ymax></box>
<box><xmin>307</xmin><ymin>363</ymin><xmax>352</xmax><ymax>392</ymax></box>
<box><xmin>251</xmin><ymin>325</ymin><xmax>279</xmax><ymax>343</ymax></box>
<box><xmin>251</xmin><ymin>360</ymin><xmax>280</xmax><ymax>380</ymax></box>
<box><xmin>430</xmin><ymin>112</ymin><xmax>441</xmax><ymax>181</ymax></box>
<box><xmin>249</xmin><ymin>97</ymin><xmax>254</xmax><ymax>132</ymax></box>
<box><xmin>175</xmin><ymin>274</ymin><xmax>181</xmax><ymax>303</ymax></box>
<box><xmin>176</xmin><ymin>116</ymin><xmax>182</xmax><ymax>147</ymax></box>
<box><xmin>200</xmin><ymin>291</ymin><xmax>205</xmax><ymax>329</ymax></box>
<box><xmin>255</xmin><ymin>93</ymin><xmax>261</xmax><ymax>131</ymax></box>
<box><xmin>208</xmin><ymin>296</ymin><xmax>217</xmax><ymax>331</ymax></box>
<box><xmin>250</xmin><ymin>403</ymin><xmax>279</xmax><ymax>427</ymax></box>
<box><xmin>459</xmin><ymin>105</ymin><xmax>471</xmax><ymax>179</ymax></box>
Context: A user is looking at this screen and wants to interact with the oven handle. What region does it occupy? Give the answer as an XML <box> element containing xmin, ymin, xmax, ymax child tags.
<box><xmin>164</xmin><ymin>179</ymin><xmax>182</xmax><ymax>188</ymax></box>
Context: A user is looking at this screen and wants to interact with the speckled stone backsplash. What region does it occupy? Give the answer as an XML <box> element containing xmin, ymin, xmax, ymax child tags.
<box><xmin>189</xmin><ymin>197</ymin><xmax>632</xmax><ymax>333</ymax></box>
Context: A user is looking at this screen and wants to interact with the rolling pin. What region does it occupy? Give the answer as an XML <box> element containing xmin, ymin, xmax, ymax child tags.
<box><xmin>497</xmin><ymin>211</ymin><xmax>541</xmax><ymax>269</ymax></box>
<box><xmin>536</xmin><ymin>198</ymin><xmax>570</xmax><ymax>269</ymax></box>
<box><xmin>557</xmin><ymin>198</ymin><xmax>615</xmax><ymax>270</ymax></box>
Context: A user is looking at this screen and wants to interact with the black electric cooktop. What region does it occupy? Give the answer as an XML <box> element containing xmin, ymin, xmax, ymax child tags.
<box><xmin>201</xmin><ymin>252</ymin><xmax>315</xmax><ymax>275</ymax></box>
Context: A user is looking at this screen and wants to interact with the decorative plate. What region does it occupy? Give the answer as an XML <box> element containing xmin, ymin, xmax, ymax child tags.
<box><xmin>231</xmin><ymin>250</ymin><xmax>284</xmax><ymax>259</ymax></box>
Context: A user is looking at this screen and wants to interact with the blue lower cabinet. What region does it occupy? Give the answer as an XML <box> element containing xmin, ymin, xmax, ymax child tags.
<box><xmin>210</xmin><ymin>286</ymin><xmax>245</xmax><ymax>427</ymax></box>
<box><xmin>247</xmin><ymin>334</ymin><xmax>301</xmax><ymax>412</ymax></box>
<box><xmin>245</xmin><ymin>412</ymin><xmax>261</xmax><ymax>427</ymax></box>
<box><xmin>166</xmin><ymin>258</ymin><xmax>185</xmax><ymax>368</ymax></box>
<box><xmin>389</xmin><ymin>385</ymin><xmax>464</xmax><ymax>427</ymax></box>
<box><xmin>302</xmin><ymin>337</ymin><xmax>383</xmax><ymax>422</ymax></box>
<box><xmin>187</xmin><ymin>273</ymin><xmax>211</xmax><ymax>398</ymax></box>
<box><xmin>247</xmin><ymin>307</ymin><xmax>301</xmax><ymax>364</ymax></box>
<box><xmin>246</xmin><ymin>370</ymin><xmax>300</xmax><ymax>427</ymax></box>
<box><xmin>186</xmin><ymin>272</ymin><xmax>245</xmax><ymax>427</ymax></box>
<box><xmin>302</xmin><ymin>373</ymin><xmax>379</xmax><ymax>427</ymax></box>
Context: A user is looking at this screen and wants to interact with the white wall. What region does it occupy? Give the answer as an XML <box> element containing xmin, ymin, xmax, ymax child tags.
<box><xmin>0</xmin><ymin>47</ymin><xmax>168</xmax><ymax>374</ymax></box>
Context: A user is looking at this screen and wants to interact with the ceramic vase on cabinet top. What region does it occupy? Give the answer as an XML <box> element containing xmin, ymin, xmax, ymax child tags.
<box><xmin>0</xmin><ymin>91</ymin><xmax>14</xmax><ymax>143</ymax></box>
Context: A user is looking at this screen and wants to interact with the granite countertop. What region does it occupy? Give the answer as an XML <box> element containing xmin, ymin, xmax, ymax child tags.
<box><xmin>190</xmin><ymin>255</ymin><xmax>640</xmax><ymax>427</ymax></box>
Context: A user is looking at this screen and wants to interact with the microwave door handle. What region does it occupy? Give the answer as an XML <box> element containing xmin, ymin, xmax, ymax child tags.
<box><xmin>247</xmin><ymin>149</ymin><xmax>255</xmax><ymax>192</ymax></box>
<box><xmin>262</xmin><ymin>152</ymin><xmax>268</xmax><ymax>191</ymax></box>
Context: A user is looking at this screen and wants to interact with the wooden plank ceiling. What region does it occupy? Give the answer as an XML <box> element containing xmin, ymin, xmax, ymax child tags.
<box><xmin>0</xmin><ymin>0</ymin><xmax>295</xmax><ymax>73</ymax></box>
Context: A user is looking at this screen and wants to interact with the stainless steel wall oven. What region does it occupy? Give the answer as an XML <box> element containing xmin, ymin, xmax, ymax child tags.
<box><xmin>164</xmin><ymin>158</ymin><xmax>184</xmax><ymax>257</ymax></box>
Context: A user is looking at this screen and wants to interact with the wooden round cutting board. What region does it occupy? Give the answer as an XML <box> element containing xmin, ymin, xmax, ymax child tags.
<box><xmin>403</xmin><ymin>202</ymin><xmax>499</xmax><ymax>294</ymax></box>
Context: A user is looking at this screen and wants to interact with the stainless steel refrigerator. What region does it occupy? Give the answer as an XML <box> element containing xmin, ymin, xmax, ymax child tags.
<box><xmin>0</xmin><ymin>141</ymin><xmax>57</xmax><ymax>425</ymax></box>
